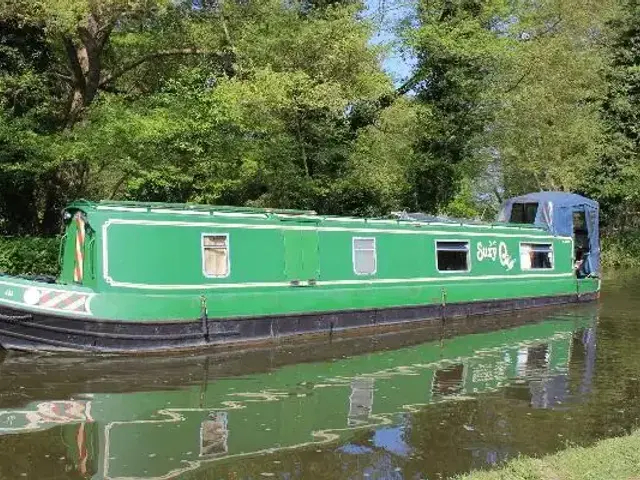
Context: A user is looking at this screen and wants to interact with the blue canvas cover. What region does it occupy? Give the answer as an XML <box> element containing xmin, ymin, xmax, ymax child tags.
<box><xmin>498</xmin><ymin>192</ymin><xmax>600</xmax><ymax>275</ymax></box>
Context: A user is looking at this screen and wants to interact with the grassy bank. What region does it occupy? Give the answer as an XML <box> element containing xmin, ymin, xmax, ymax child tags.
<box><xmin>456</xmin><ymin>431</ymin><xmax>640</xmax><ymax>480</ymax></box>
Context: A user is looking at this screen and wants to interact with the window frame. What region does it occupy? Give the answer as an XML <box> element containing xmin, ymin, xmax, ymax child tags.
<box><xmin>519</xmin><ymin>241</ymin><xmax>554</xmax><ymax>271</ymax></box>
<box><xmin>352</xmin><ymin>236</ymin><xmax>377</xmax><ymax>276</ymax></box>
<box><xmin>202</xmin><ymin>233</ymin><xmax>231</xmax><ymax>278</ymax></box>
<box><xmin>435</xmin><ymin>239</ymin><xmax>471</xmax><ymax>273</ymax></box>
<box><xmin>510</xmin><ymin>202</ymin><xmax>539</xmax><ymax>224</ymax></box>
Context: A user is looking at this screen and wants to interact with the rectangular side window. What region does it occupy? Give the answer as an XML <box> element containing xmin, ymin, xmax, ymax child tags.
<box><xmin>436</xmin><ymin>241</ymin><xmax>470</xmax><ymax>272</ymax></box>
<box><xmin>203</xmin><ymin>234</ymin><xmax>229</xmax><ymax>277</ymax></box>
<box><xmin>510</xmin><ymin>203</ymin><xmax>539</xmax><ymax>224</ymax></box>
<box><xmin>353</xmin><ymin>237</ymin><xmax>376</xmax><ymax>275</ymax></box>
<box><xmin>520</xmin><ymin>243</ymin><xmax>553</xmax><ymax>270</ymax></box>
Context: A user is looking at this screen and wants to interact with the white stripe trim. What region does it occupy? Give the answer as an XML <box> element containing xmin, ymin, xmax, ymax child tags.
<box><xmin>96</xmin><ymin>206</ymin><xmax>148</xmax><ymax>212</ymax></box>
<box><xmin>213</xmin><ymin>211</ymin><xmax>268</xmax><ymax>219</ymax></box>
<box><xmin>103</xmin><ymin>272</ymin><xmax>574</xmax><ymax>291</ymax></box>
<box><xmin>274</xmin><ymin>214</ymin><xmax>319</xmax><ymax>220</ymax></box>
<box><xmin>324</xmin><ymin>217</ymin><xmax>367</xmax><ymax>223</ymax></box>
<box><xmin>103</xmin><ymin>218</ymin><xmax>563</xmax><ymax>240</ymax></box>
<box><xmin>150</xmin><ymin>209</ymin><xmax>211</xmax><ymax>216</ymax></box>
<box><xmin>317</xmin><ymin>273</ymin><xmax>573</xmax><ymax>286</ymax></box>
<box><xmin>366</xmin><ymin>219</ymin><xmax>398</xmax><ymax>224</ymax></box>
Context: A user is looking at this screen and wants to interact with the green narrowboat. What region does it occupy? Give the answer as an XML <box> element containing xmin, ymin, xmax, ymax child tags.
<box><xmin>0</xmin><ymin>191</ymin><xmax>600</xmax><ymax>353</ymax></box>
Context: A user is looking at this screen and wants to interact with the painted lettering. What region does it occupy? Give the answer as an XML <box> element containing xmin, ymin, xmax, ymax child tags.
<box><xmin>476</xmin><ymin>241</ymin><xmax>498</xmax><ymax>262</ymax></box>
<box><xmin>499</xmin><ymin>242</ymin><xmax>515</xmax><ymax>271</ymax></box>
<box><xmin>477</xmin><ymin>241</ymin><xmax>515</xmax><ymax>271</ymax></box>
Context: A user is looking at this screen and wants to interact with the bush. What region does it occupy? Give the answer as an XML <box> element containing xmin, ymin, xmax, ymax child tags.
<box><xmin>601</xmin><ymin>231</ymin><xmax>640</xmax><ymax>270</ymax></box>
<box><xmin>0</xmin><ymin>237</ymin><xmax>60</xmax><ymax>277</ymax></box>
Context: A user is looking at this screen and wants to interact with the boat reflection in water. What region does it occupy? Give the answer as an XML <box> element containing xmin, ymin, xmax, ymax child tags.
<box><xmin>0</xmin><ymin>306</ymin><xmax>597</xmax><ymax>479</ymax></box>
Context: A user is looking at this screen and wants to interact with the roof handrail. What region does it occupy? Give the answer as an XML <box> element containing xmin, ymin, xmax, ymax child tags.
<box><xmin>68</xmin><ymin>200</ymin><xmax>317</xmax><ymax>216</ymax></box>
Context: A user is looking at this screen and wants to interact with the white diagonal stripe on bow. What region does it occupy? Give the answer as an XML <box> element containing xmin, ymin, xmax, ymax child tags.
<box><xmin>62</xmin><ymin>297</ymin><xmax>86</xmax><ymax>312</ymax></box>
<box><xmin>41</xmin><ymin>292</ymin><xmax>75</xmax><ymax>309</ymax></box>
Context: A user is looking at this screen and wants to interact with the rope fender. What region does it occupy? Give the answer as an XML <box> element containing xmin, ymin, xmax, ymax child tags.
<box><xmin>0</xmin><ymin>313</ymin><xmax>33</xmax><ymax>322</ymax></box>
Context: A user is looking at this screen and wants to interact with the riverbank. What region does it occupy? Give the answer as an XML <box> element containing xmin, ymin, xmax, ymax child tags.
<box><xmin>456</xmin><ymin>430</ymin><xmax>640</xmax><ymax>480</ymax></box>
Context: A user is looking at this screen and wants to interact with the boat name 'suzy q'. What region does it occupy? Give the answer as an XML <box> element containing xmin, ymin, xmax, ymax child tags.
<box><xmin>0</xmin><ymin>191</ymin><xmax>600</xmax><ymax>352</ymax></box>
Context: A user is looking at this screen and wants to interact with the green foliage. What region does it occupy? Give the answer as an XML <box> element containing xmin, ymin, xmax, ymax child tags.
<box><xmin>0</xmin><ymin>236</ymin><xmax>59</xmax><ymax>276</ymax></box>
<box><xmin>601</xmin><ymin>232</ymin><xmax>640</xmax><ymax>270</ymax></box>
<box><xmin>588</xmin><ymin>0</ymin><xmax>640</xmax><ymax>231</ymax></box>
<box><xmin>494</xmin><ymin>0</ymin><xmax>617</xmax><ymax>196</ymax></box>
<box><xmin>406</xmin><ymin>0</ymin><xmax>514</xmax><ymax>211</ymax></box>
<box><xmin>0</xmin><ymin>0</ymin><xmax>636</xmax><ymax>266</ymax></box>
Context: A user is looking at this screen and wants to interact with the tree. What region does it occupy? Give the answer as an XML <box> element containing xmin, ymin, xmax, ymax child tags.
<box><xmin>591</xmin><ymin>0</ymin><xmax>640</xmax><ymax>231</ymax></box>
<box><xmin>0</xmin><ymin>0</ymin><xmax>236</xmax><ymax>128</ymax></box>
<box><xmin>493</xmin><ymin>0</ymin><xmax>616</xmax><ymax>197</ymax></box>
<box><xmin>401</xmin><ymin>0</ymin><xmax>514</xmax><ymax>212</ymax></box>
<box><xmin>0</xmin><ymin>0</ymin><xmax>392</xmax><ymax>233</ymax></box>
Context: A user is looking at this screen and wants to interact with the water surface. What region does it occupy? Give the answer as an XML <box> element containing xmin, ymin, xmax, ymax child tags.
<box><xmin>0</xmin><ymin>276</ymin><xmax>639</xmax><ymax>479</ymax></box>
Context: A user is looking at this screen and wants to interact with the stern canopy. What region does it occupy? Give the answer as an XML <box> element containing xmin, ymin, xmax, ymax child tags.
<box><xmin>498</xmin><ymin>192</ymin><xmax>600</xmax><ymax>276</ymax></box>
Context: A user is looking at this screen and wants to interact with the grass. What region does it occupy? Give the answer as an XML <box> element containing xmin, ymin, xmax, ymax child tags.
<box><xmin>455</xmin><ymin>431</ymin><xmax>640</xmax><ymax>480</ymax></box>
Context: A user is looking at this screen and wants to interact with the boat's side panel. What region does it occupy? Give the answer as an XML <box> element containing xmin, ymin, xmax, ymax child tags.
<box><xmin>86</xmin><ymin>276</ymin><xmax>595</xmax><ymax>321</ymax></box>
<box><xmin>0</xmin><ymin>274</ymin><xmax>599</xmax><ymax>324</ymax></box>
<box><xmin>0</xmin><ymin>290</ymin><xmax>598</xmax><ymax>353</ymax></box>
<box><xmin>99</xmin><ymin>217</ymin><xmax>573</xmax><ymax>290</ymax></box>
<box><xmin>60</xmin><ymin>213</ymin><xmax>583</xmax><ymax>322</ymax></box>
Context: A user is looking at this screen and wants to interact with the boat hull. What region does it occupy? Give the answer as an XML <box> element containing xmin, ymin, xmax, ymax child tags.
<box><xmin>0</xmin><ymin>292</ymin><xmax>598</xmax><ymax>353</ymax></box>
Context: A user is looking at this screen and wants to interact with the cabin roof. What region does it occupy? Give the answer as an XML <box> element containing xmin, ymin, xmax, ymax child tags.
<box><xmin>66</xmin><ymin>199</ymin><xmax>318</xmax><ymax>216</ymax></box>
<box><xmin>66</xmin><ymin>199</ymin><xmax>547</xmax><ymax>233</ymax></box>
<box><xmin>505</xmin><ymin>191</ymin><xmax>598</xmax><ymax>210</ymax></box>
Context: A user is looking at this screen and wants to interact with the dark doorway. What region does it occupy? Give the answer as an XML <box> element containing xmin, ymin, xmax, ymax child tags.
<box><xmin>573</xmin><ymin>211</ymin><xmax>590</xmax><ymax>277</ymax></box>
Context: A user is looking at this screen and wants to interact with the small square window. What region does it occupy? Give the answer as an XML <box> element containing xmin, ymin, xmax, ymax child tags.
<box><xmin>520</xmin><ymin>243</ymin><xmax>553</xmax><ymax>270</ymax></box>
<box><xmin>510</xmin><ymin>203</ymin><xmax>539</xmax><ymax>224</ymax></box>
<box><xmin>353</xmin><ymin>237</ymin><xmax>376</xmax><ymax>275</ymax></box>
<box><xmin>203</xmin><ymin>234</ymin><xmax>229</xmax><ymax>277</ymax></box>
<box><xmin>436</xmin><ymin>241</ymin><xmax>470</xmax><ymax>272</ymax></box>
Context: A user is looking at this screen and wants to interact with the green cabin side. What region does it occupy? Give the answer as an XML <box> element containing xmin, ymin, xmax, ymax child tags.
<box><xmin>49</xmin><ymin>200</ymin><xmax>599</xmax><ymax>323</ymax></box>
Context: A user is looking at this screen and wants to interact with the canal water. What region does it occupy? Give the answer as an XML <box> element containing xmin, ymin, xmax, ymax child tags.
<box><xmin>0</xmin><ymin>276</ymin><xmax>638</xmax><ymax>479</ymax></box>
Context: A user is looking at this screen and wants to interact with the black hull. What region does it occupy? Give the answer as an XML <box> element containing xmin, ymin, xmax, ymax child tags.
<box><xmin>0</xmin><ymin>293</ymin><xmax>599</xmax><ymax>353</ymax></box>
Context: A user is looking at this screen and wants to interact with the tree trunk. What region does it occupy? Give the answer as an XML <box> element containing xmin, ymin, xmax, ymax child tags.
<box><xmin>62</xmin><ymin>11</ymin><xmax>111</xmax><ymax>130</ymax></box>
